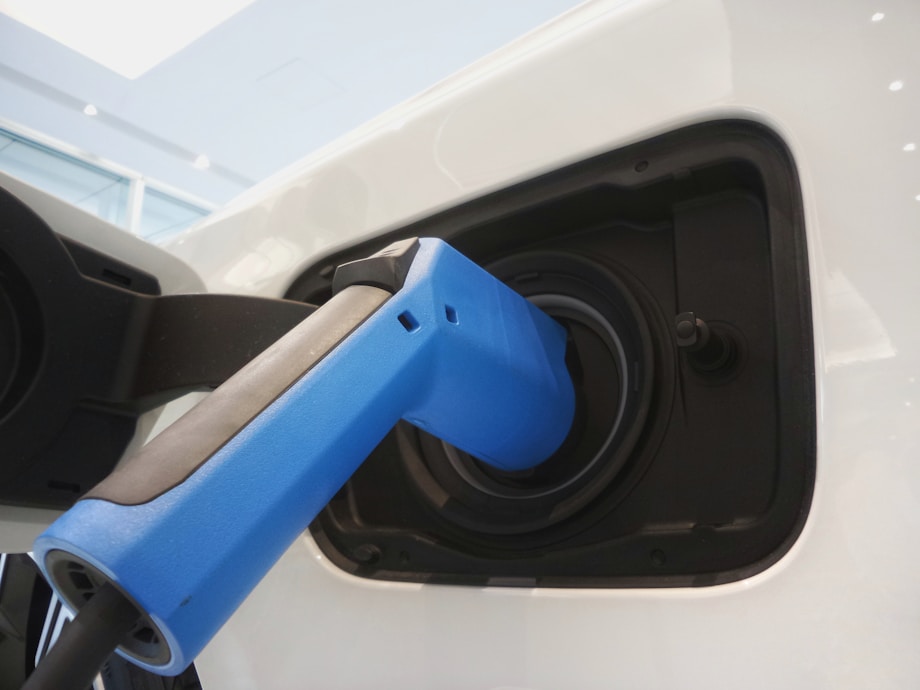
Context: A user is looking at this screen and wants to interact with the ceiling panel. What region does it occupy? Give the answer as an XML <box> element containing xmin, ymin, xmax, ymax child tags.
<box><xmin>0</xmin><ymin>0</ymin><xmax>584</xmax><ymax>204</ymax></box>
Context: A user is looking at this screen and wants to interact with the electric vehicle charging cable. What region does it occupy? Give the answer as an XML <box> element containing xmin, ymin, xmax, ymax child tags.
<box><xmin>23</xmin><ymin>584</ymin><xmax>139</xmax><ymax>690</ymax></box>
<box><xmin>22</xmin><ymin>238</ymin><xmax>575</xmax><ymax>687</ymax></box>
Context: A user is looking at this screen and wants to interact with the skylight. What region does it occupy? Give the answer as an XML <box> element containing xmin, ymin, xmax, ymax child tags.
<box><xmin>0</xmin><ymin>0</ymin><xmax>256</xmax><ymax>79</ymax></box>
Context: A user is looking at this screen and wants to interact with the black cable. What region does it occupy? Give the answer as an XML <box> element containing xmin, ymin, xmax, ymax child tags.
<box><xmin>23</xmin><ymin>583</ymin><xmax>140</xmax><ymax>690</ymax></box>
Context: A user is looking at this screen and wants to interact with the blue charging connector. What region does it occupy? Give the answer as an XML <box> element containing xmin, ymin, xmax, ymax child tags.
<box><xmin>30</xmin><ymin>238</ymin><xmax>574</xmax><ymax>679</ymax></box>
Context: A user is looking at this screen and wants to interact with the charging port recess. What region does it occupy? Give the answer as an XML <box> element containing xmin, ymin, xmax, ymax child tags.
<box><xmin>287</xmin><ymin>120</ymin><xmax>815</xmax><ymax>588</ymax></box>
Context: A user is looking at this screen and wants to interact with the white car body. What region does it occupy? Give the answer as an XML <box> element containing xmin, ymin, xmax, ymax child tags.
<box><xmin>3</xmin><ymin>0</ymin><xmax>918</xmax><ymax>687</ymax></box>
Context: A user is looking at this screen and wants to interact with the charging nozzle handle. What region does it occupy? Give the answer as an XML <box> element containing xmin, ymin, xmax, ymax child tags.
<box><xmin>32</xmin><ymin>238</ymin><xmax>575</xmax><ymax>676</ymax></box>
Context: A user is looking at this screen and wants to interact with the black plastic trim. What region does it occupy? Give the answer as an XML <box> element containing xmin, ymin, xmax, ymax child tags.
<box><xmin>0</xmin><ymin>186</ymin><xmax>315</xmax><ymax>509</ymax></box>
<box><xmin>332</xmin><ymin>237</ymin><xmax>420</xmax><ymax>294</ymax></box>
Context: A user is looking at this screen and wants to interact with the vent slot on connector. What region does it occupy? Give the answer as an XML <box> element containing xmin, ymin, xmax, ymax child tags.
<box><xmin>288</xmin><ymin>120</ymin><xmax>814</xmax><ymax>587</ymax></box>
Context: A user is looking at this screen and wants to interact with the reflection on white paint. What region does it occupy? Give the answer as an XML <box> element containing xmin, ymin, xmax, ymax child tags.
<box><xmin>904</xmin><ymin>142</ymin><xmax>916</xmax><ymax>152</ymax></box>
<box><xmin>871</xmin><ymin>12</ymin><xmax>885</xmax><ymax>22</ymax></box>
<box><xmin>223</xmin><ymin>237</ymin><xmax>300</xmax><ymax>288</ymax></box>
<box><xmin>824</xmin><ymin>270</ymin><xmax>897</xmax><ymax>370</ymax></box>
<box><xmin>889</xmin><ymin>80</ymin><xmax>904</xmax><ymax>91</ymax></box>
<box><xmin>433</xmin><ymin>0</ymin><xmax>733</xmax><ymax>188</ymax></box>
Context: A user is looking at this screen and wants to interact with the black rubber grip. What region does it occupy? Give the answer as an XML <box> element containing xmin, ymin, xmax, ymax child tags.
<box><xmin>84</xmin><ymin>285</ymin><xmax>390</xmax><ymax>506</ymax></box>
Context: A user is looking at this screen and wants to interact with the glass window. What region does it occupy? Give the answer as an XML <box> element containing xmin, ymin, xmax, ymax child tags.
<box><xmin>139</xmin><ymin>188</ymin><xmax>211</xmax><ymax>243</ymax></box>
<box><xmin>0</xmin><ymin>127</ymin><xmax>210</xmax><ymax>235</ymax></box>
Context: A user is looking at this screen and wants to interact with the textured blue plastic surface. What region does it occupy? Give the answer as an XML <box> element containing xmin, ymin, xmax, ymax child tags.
<box><xmin>33</xmin><ymin>238</ymin><xmax>574</xmax><ymax>674</ymax></box>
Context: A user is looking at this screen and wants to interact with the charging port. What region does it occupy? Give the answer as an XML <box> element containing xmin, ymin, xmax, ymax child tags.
<box><xmin>295</xmin><ymin>120</ymin><xmax>815</xmax><ymax>588</ymax></box>
<box><xmin>402</xmin><ymin>251</ymin><xmax>661</xmax><ymax>537</ymax></box>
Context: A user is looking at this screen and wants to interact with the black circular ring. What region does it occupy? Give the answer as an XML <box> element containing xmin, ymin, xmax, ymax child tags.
<box><xmin>400</xmin><ymin>251</ymin><xmax>656</xmax><ymax>536</ymax></box>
